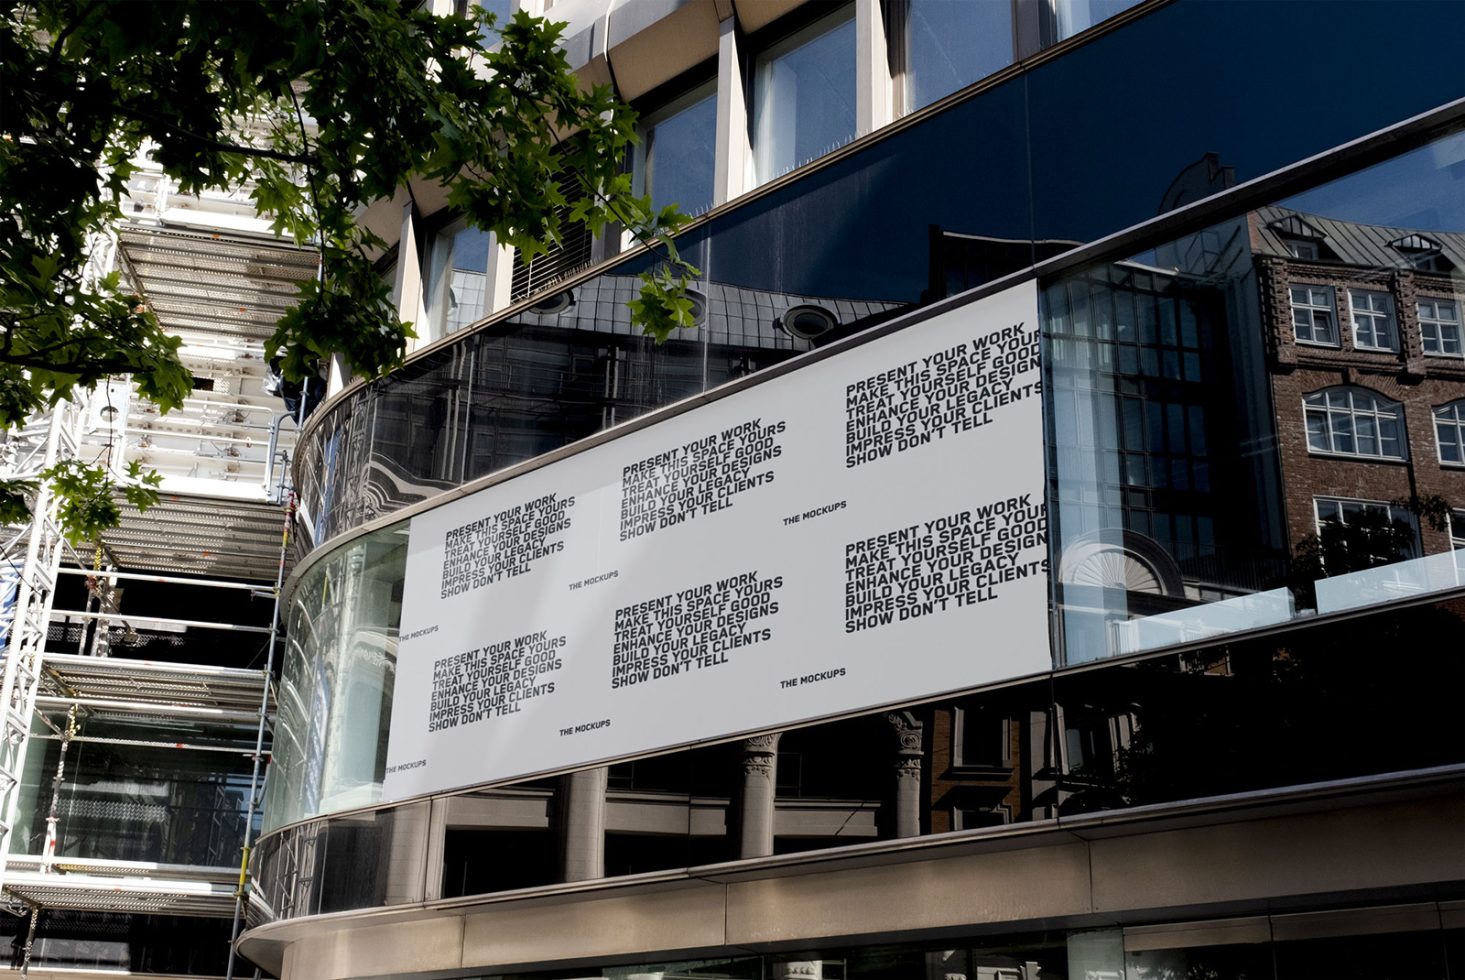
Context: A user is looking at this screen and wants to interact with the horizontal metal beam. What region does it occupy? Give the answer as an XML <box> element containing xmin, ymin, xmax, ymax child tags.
<box><xmin>36</xmin><ymin>695</ymin><xmax>263</xmax><ymax>724</ymax></box>
<box><xmin>52</xmin><ymin>609</ymin><xmax>274</xmax><ymax>633</ymax></box>
<box><xmin>55</xmin><ymin>566</ymin><xmax>275</xmax><ymax>591</ymax></box>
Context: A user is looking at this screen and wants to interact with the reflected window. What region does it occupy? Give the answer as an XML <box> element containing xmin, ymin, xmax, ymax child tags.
<box><xmin>1285</xmin><ymin>238</ymin><xmax>1321</xmax><ymax>261</ymax></box>
<box><xmin>456</xmin><ymin>0</ymin><xmax>513</xmax><ymax>45</ymax></box>
<box><xmin>952</xmin><ymin>706</ymin><xmax>1011</xmax><ymax>769</ymax></box>
<box><xmin>1313</xmin><ymin>497</ymin><xmax>1419</xmax><ymax>565</ymax></box>
<box><xmin>509</xmin><ymin>170</ymin><xmax>594</xmax><ymax>301</ymax></box>
<box><xmin>636</xmin><ymin>81</ymin><xmax>717</xmax><ymax>217</ymax></box>
<box><xmin>1304</xmin><ymin>387</ymin><xmax>1405</xmax><ymax>460</ymax></box>
<box><xmin>1348</xmin><ymin>289</ymin><xmax>1397</xmax><ymax>351</ymax></box>
<box><xmin>1290</xmin><ymin>285</ymin><xmax>1338</xmax><ymax>345</ymax></box>
<box><xmin>426</xmin><ymin>221</ymin><xmax>493</xmax><ymax>339</ymax></box>
<box><xmin>1451</xmin><ymin>509</ymin><xmax>1465</xmax><ymax>549</ymax></box>
<box><xmin>1055</xmin><ymin>0</ymin><xmax>1142</xmax><ymax>40</ymax></box>
<box><xmin>900</xmin><ymin>0</ymin><xmax>1014</xmax><ymax>113</ymax></box>
<box><xmin>751</xmin><ymin>5</ymin><xmax>857</xmax><ymax>186</ymax></box>
<box><xmin>1436</xmin><ymin>400</ymin><xmax>1465</xmax><ymax>465</ymax></box>
<box><xmin>1419</xmin><ymin>297</ymin><xmax>1462</xmax><ymax>356</ymax></box>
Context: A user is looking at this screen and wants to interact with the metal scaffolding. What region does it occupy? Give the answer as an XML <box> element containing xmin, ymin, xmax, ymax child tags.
<box><xmin>0</xmin><ymin>151</ymin><xmax>313</xmax><ymax>979</ymax></box>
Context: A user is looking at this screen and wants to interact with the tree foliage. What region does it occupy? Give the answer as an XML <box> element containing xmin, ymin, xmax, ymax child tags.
<box><xmin>1</xmin><ymin>0</ymin><xmax>695</xmax><ymax>541</ymax></box>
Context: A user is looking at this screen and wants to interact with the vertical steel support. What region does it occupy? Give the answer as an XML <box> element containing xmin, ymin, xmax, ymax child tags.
<box><xmin>225</xmin><ymin>494</ymin><xmax>293</xmax><ymax>980</ymax></box>
<box><xmin>0</xmin><ymin>409</ymin><xmax>73</xmax><ymax>900</ymax></box>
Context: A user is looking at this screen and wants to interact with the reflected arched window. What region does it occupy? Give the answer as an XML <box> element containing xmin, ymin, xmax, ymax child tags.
<box><xmin>1304</xmin><ymin>387</ymin><xmax>1405</xmax><ymax>460</ymax></box>
<box><xmin>1435</xmin><ymin>399</ymin><xmax>1465</xmax><ymax>465</ymax></box>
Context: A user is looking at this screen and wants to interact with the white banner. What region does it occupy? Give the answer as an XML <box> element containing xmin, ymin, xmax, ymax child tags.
<box><xmin>383</xmin><ymin>280</ymin><xmax>1049</xmax><ymax>801</ymax></box>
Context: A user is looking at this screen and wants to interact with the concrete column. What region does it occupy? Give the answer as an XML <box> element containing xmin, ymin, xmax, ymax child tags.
<box><xmin>855</xmin><ymin>0</ymin><xmax>893</xmax><ymax>135</ymax></box>
<box><xmin>712</xmin><ymin>15</ymin><xmax>751</xmax><ymax>206</ymax></box>
<box><xmin>888</xmin><ymin>710</ymin><xmax>924</xmax><ymax>838</ymax></box>
<box><xmin>394</xmin><ymin>201</ymin><xmax>428</xmax><ymax>351</ymax></box>
<box><xmin>325</xmin><ymin>353</ymin><xmax>351</xmax><ymax>398</ymax></box>
<box><xmin>738</xmin><ymin>733</ymin><xmax>780</xmax><ymax>858</ymax></box>
<box><xmin>485</xmin><ymin>236</ymin><xmax>515</xmax><ymax>315</ymax></box>
<box><xmin>558</xmin><ymin>766</ymin><xmax>608</xmax><ymax>882</ymax></box>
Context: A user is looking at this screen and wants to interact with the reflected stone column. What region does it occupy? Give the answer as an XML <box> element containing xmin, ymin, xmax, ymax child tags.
<box><xmin>738</xmin><ymin>733</ymin><xmax>780</xmax><ymax>859</ymax></box>
<box><xmin>889</xmin><ymin>710</ymin><xmax>924</xmax><ymax>838</ymax></box>
<box><xmin>773</xmin><ymin>962</ymin><xmax>822</xmax><ymax>980</ymax></box>
<box><xmin>558</xmin><ymin>766</ymin><xmax>607</xmax><ymax>882</ymax></box>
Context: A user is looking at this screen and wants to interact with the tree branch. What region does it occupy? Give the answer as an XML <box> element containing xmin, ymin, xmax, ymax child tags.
<box><xmin>112</xmin><ymin>105</ymin><xmax>319</xmax><ymax>166</ymax></box>
<box><xmin>47</xmin><ymin>0</ymin><xmax>103</xmax><ymax>68</ymax></box>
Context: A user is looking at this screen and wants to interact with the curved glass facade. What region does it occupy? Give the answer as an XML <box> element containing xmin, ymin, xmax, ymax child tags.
<box><xmin>291</xmin><ymin>0</ymin><xmax>1465</xmax><ymax>548</ymax></box>
<box><xmin>256</xmin><ymin>0</ymin><xmax>1465</xmax><ymax>940</ymax></box>
<box><xmin>264</xmin><ymin>120</ymin><xmax>1465</xmax><ymax>853</ymax></box>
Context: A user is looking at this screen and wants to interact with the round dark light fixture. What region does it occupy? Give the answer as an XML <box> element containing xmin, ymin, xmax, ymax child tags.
<box><xmin>529</xmin><ymin>290</ymin><xmax>574</xmax><ymax>315</ymax></box>
<box><xmin>98</xmin><ymin>405</ymin><xmax>120</xmax><ymax>422</ymax></box>
<box><xmin>776</xmin><ymin>304</ymin><xmax>839</xmax><ymax>340</ymax></box>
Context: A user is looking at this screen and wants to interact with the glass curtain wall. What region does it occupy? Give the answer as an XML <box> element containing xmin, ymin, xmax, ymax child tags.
<box><xmin>257</xmin><ymin>588</ymin><xmax>1464</xmax><ymax>911</ymax></box>
<box><xmin>267</xmin><ymin>120</ymin><xmax>1465</xmax><ymax>843</ymax></box>
<box><xmin>1045</xmin><ymin>131</ymin><xmax>1465</xmax><ymax>663</ymax></box>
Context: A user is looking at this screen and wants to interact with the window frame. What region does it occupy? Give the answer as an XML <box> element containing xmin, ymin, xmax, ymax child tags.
<box><xmin>1418</xmin><ymin>296</ymin><xmax>1463</xmax><ymax>357</ymax></box>
<box><xmin>632</xmin><ymin>78</ymin><xmax>719</xmax><ymax>220</ymax></box>
<box><xmin>1312</xmin><ymin>496</ymin><xmax>1420</xmax><ymax>561</ymax></box>
<box><xmin>1303</xmin><ymin>386</ymin><xmax>1407</xmax><ymax>461</ymax></box>
<box><xmin>749</xmin><ymin>3</ymin><xmax>858</xmax><ymax>188</ymax></box>
<box><xmin>1347</xmin><ymin>288</ymin><xmax>1398</xmax><ymax>352</ymax></box>
<box><xmin>1435</xmin><ymin>399</ymin><xmax>1465</xmax><ymax>467</ymax></box>
<box><xmin>950</xmin><ymin>705</ymin><xmax>1013</xmax><ymax>771</ymax></box>
<box><xmin>1290</xmin><ymin>284</ymin><xmax>1339</xmax><ymax>346</ymax></box>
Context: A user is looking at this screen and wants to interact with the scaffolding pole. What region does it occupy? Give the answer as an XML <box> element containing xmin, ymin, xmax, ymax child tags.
<box><xmin>0</xmin><ymin>407</ymin><xmax>75</xmax><ymax>909</ymax></box>
<box><xmin>226</xmin><ymin>493</ymin><xmax>293</xmax><ymax>980</ymax></box>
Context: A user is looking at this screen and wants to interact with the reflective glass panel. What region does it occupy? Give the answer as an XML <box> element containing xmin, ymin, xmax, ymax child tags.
<box><xmin>1045</xmin><ymin>132</ymin><xmax>1465</xmax><ymax>664</ymax></box>
<box><xmin>904</xmin><ymin>0</ymin><xmax>1014</xmax><ymax>112</ymax></box>
<box><xmin>640</xmin><ymin>82</ymin><xmax>717</xmax><ymax>217</ymax></box>
<box><xmin>426</xmin><ymin>222</ymin><xmax>495</xmax><ymax>340</ymax></box>
<box><xmin>751</xmin><ymin>5</ymin><xmax>857</xmax><ymax>186</ymax></box>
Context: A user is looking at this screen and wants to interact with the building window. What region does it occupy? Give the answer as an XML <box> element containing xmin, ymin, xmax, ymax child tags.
<box><xmin>751</xmin><ymin>4</ymin><xmax>857</xmax><ymax>187</ymax></box>
<box><xmin>635</xmin><ymin>81</ymin><xmax>717</xmax><ymax>218</ymax></box>
<box><xmin>898</xmin><ymin>0</ymin><xmax>1014</xmax><ymax>113</ymax></box>
<box><xmin>1290</xmin><ymin>285</ymin><xmax>1337</xmax><ymax>345</ymax></box>
<box><xmin>1348</xmin><ymin>289</ymin><xmax>1397</xmax><ymax>351</ymax></box>
<box><xmin>1303</xmin><ymin>387</ymin><xmax>1405</xmax><ymax>460</ymax></box>
<box><xmin>1054</xmin><ymin>0</ymin><xmax>1144</xmax><ymax>40</ymax></box>
<box><xmin>1419</xmin><ymin>297</ymin><xmax>1462</xmax><ymax>356</ymax></box>
<box><xmin>951</xmin><ymin>706</ymin><xmax>1012</xmax><ymax>770</ymax></box>
<box><xmin>509</xmin><ymin>170</ymin><xmax>594</xmax><ymax>302</ymax></box>
<box><xmin>1285</xmin><ymin>239</ymin><xmax>1320</xmax><ymax>260</ymax></box>
<box><xmin>1313</xmin><ymin>497</ymin><xmax>1419</xmax><ymax>565</ymax></box>
<box><xmin>1436</xmin><ymin>399</ymin><xmax>1465</xmax><ymax>466</ymax></box>
<box><xmin>1450</xmin><ymin>510</ymin><xmax>1465</xmax><ymax>550</ymax></box>
<box><xmin>426</xmin><ymin>221</ymin><xmax>493</xmax><ymax>339</ymax></box>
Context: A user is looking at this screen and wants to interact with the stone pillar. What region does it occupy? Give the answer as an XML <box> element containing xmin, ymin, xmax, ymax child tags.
<box><xmin>738</xmin><ymin>733</ymin><xmax>780</xmax><ymax>858</ymax></box>
<box><xmin>773</xmin><ymin>961</ymin><xmax>821</xmax><ymax>980</ymax></box>
<box><xmin>558</xmin><ymin>766</ymin><xmax>607</xmax><ymax>882</ymax></box>
<box><xmin>888</xmin><ymin>710</ymin><xmax>924</xmax><ymax>838</ymax></box>
<box><xmin>855</xmin><ymin>0</ymin><xmax>893</xmax><ymax>134</ymax></box>
<box><xmin>394</xmin><ymin>200</ymin><xmax>428</xmax><ymax>351</ymax></box>
<box><xmin>712</xmin><ymin>15</ymin><xmax>751</xmax><ymax>205</ymax></box>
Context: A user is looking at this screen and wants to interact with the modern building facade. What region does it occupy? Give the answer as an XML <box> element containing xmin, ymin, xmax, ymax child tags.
<box><xmin>17</xmin><ymin>1</ymin><xmax>1462</xmax><ymax>979</ymax></box>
